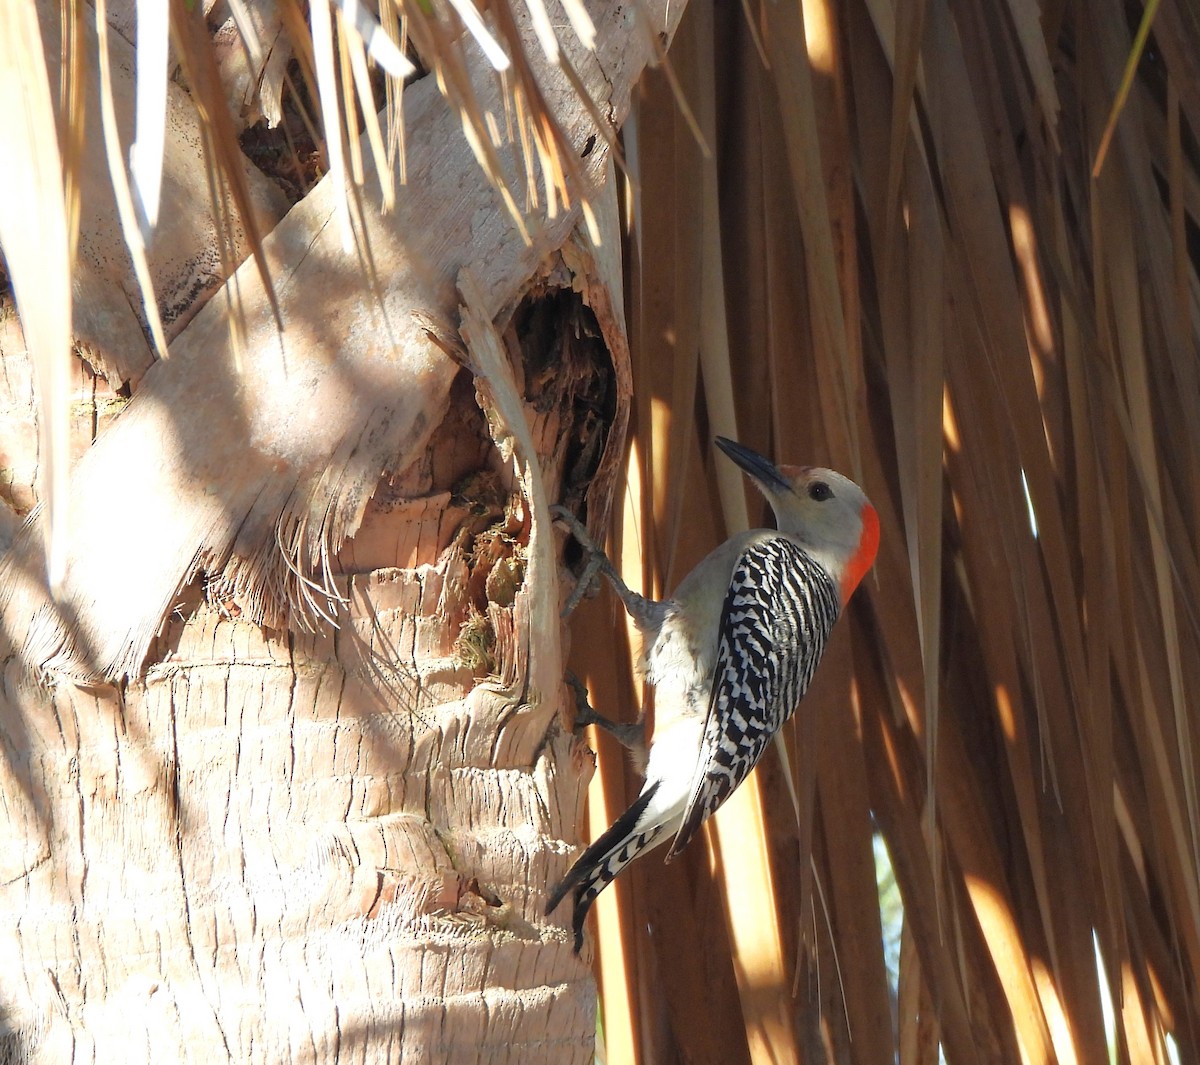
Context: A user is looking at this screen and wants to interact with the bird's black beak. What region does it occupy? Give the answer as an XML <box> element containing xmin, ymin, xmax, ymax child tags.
<box><xmin>714</xmin><ymin>437</ymin><xmax>790</xmax><ymax>493</ymax></box>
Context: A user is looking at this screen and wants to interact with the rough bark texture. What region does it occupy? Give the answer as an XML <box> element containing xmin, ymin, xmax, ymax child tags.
<box><xmin>0</xmin><ymin>0</ymin><xmax>685</xmax><ymax>1060</ymax></box>
<box><xmin>0</xmin><ymin>215</ymin><xmax>628</xmax><ymax>1065</ymax></box>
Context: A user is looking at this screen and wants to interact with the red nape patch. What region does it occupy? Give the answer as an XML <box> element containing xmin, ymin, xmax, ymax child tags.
<box><xmin>840</xmin><ymin>503</ymin><xmax>880</xmax><ymax>603</ymax></box>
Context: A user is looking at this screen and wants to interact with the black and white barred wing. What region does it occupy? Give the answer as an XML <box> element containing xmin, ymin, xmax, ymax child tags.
<box><xmin>666</xmin><ymin>537</ymin><xmax>840</xmax><ymax>860</ymax></box>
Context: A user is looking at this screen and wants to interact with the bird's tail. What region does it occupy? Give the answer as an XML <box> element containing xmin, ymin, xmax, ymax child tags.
<box><xmin>545</xmin><ymin>781</ymin><xmax>664</xmax><ymax>953</ymax></box>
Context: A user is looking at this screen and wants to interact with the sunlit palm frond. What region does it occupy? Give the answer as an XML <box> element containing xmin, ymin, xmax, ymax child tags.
<box><xmin>570</xmin><ymin>1</ymin><xmax>1200</xmax><ymax>1061</ymax></box>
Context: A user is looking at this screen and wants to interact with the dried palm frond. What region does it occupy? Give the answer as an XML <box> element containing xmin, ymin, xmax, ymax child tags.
<box><xmin>0</xmin><ymin>2</ymin><xmax>73</xmax><ymax>585</ymax></box>
<box><xmin>567</xmin><ymin>0</ymin><xmax>1200</xmax><ymax>1061</ymax></box>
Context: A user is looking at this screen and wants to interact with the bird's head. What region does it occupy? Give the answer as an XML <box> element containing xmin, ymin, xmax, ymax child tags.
<box><xmin>715</xmin><ymin>436</ymin><xmax>880</xmax><ymax>604</ymax></box>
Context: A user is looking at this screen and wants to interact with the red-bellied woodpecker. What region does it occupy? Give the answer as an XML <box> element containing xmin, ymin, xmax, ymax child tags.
<box><xmin>547</xmin><ymin>436</ymin><xmax>880</xmax><ymax>952</ymax></box>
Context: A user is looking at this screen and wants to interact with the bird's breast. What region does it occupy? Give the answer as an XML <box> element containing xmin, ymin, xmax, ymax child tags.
<box><xmin>642</xmin><ymin>607</ymin><xmax>717</xmax><ymax>726</ymax></box>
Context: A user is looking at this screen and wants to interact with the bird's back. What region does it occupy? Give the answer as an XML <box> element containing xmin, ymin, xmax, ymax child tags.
<box><xmin>664</xmin><ymin>532</ymin><xmax>840</xmax><ymax>856</ymax></box>
<box><xmin>641</xmin><ymin>530</ymin><xmax>779</xmax><ymax>716</ymax></box>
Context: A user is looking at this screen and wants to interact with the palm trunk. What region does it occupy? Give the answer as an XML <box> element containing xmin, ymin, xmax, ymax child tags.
<box><xmin>0</xmin><ymin>1</ymin><xmax>685</xmax><ymax>1060</ymax></box>
<box><xmin>1</xmin><ymin>254</ymin><xmax>623</xmax><ymax>1063</ymax></box>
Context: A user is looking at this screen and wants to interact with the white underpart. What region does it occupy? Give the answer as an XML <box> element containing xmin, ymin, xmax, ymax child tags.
<box><xmin>630</xmin><ymin>713</ymin><xmax>708</xmax><ymax>844</ymax></box>
<box><xmin>624</xmin><ymin>532</ymin><xmax>778</xmax><ymax>844</ymax></box>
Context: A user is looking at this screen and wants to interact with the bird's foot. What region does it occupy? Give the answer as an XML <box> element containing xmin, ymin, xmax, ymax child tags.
<box><xmin>564</xmin><ymin>672</ymin><xmax>645</xmax><ymax>751</ymax></box>
<box><xmin>550</xmin><ymin>505</ymin><xmax>599</xmax><ymax>553</ymax></box>
<box><xmin>551</xmin><ymin>505</ymin><xmax>613</xmax><ymax>617</ymax></box>
<box><xmin>552</xmin><ymin>505</ymin><xmax>669</xmax><ymax>633</ymax></box>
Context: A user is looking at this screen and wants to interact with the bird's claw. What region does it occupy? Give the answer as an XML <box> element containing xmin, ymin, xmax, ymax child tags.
<box><xmin>552</xmin><ymin>505</ymin><xmax>608</xmax><ymax>617</ymax></box>
<box><xmin>564</xmin><ymin>671</ymin><xmax>645</xmax><ymax>751</ymax></box>
<box><xmin>564</xmin><ymin>671</ymin><xmax>594</xmax><ymax>721</ymax></box>
<box><xmin>561</xmin><ymin>553</ymin><xmax>607</xmax><ymax>616</ymax></box>
<box><xmin>550</xmin><ymin>505</ymin><xmax>597</xmax><ymax>550</ymax></box>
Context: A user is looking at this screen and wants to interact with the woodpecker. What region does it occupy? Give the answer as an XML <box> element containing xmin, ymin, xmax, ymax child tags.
<box><xmin>547</xmin><ymin>436</ymin><xmax>880</xmax><ymax>952</ymax></box>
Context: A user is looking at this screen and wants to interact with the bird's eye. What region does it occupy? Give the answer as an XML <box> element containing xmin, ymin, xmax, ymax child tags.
<box><xmin>808</xmin><ymin>481</ymin><xmax>833</xmax><ymax>502</ymax></box>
